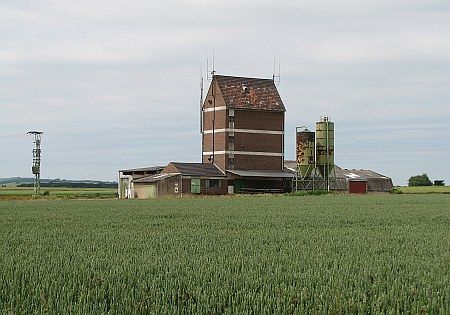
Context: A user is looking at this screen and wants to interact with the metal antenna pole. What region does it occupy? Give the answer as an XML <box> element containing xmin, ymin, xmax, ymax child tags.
<box><xmin>27</xmin><ymin>131</ymin><xmax>43</xmax><ymax>196</ymax></box>
<box><xmin>273</xmin><ymin>57</ymin><xmax>276</xmax><ymax>81</ymax></box>
<box><xmin>272</xmin><ymin>57</ymin><xmax>281</xmax><ymax>86</ymax></box>
<box><xmin>200</xmin><ymin>69</ymin><xmax>204</xmax><ymax>133</ymax></box>
<box><xmin>211</xmin><ymin>52</ymin><xmax>216</xmax><ymax>164</ymax></box>
<box><xmin>212</xmin><ymin>71</ymin><xmax>215</xmax><ymax>164</ymax></box>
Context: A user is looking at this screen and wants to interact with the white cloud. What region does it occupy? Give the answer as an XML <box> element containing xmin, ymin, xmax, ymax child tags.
<box><xmin>0</xmin><ymin>0</ymin><xmax>449</xmax><ymax>183</ymax></box>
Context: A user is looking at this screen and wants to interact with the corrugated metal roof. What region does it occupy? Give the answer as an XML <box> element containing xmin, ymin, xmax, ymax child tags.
<box><xmin>170</xmin><ymin>162</ymin><xmax>226</xmax><ymax>177</ymax></box>
<box><xmin>283</xmin><ymin>161</ymin><xmax>391</xmax><ymax>180</ymax></box>
<box><xmin>283</xmin><ymin>161</ymin><xmax>393</xmax><ymax>192</ymax></box>
<box><xmin>133</xmin><ymin>173</ymin><xmax>177</xmax><ymax>183</ymax></box>
<box><xmin>335</xmin><ymin>167</ymin><xmax>391</xmax><ymax>180</ymax></box>
<box><xmin>214</xmin><ymin>75</ymin><xmax>285</xmax><ymax>111</ymax></box>
<box><xmin>119</xmin><ymin>166</ymin><xmax>164</xmax><ymax>172</ymax></box>
<box><xmin>227</xmin><ymin>170</ymin><xmax>295</xmax><ymax>178</ymax></box>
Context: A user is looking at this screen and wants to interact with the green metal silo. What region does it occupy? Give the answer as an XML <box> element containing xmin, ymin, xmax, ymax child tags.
<box><xmin>316</xmin><ymin>117</ymin><xmax>334</xmax><ymax>178</ymax></box>
<box><xmin>296</xmin><ymin>128</ymin><xmax>315</xmax><ymax>178</ymax></box>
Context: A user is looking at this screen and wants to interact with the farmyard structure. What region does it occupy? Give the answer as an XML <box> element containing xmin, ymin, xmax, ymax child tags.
<box><xmin>118</xmin><ymin>74</ymin><xmax>392</xmax><ymax>198</ymax></box>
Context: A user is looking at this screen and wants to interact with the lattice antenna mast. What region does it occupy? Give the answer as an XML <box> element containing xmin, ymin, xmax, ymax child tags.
<box><xmin>205</xmin><ymin>52</ymin><xmax>217</xmax><ymax>163</ymax></box>
<box><xmin>200</xmin><ymin>68</ymin><xmax>204</xmax><ymax>133</ymax></box>
<box><xmin>27</xmin><ymin>131</ymin><xmax>43</xmax><ymax>196</ymax></box>
<box><xmin>272</xmin><ymin>57</ymin><xmax>281</xmax><ymax>86</ymax></box>
<box><xmin>206</xmin><ymin>52</ymin><xmax>216</xmax><ymax>81</ymax></box>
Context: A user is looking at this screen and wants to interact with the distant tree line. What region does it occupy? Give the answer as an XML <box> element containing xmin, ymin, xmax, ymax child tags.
<box><xmin>18</xmin><ymin>182</ymin><xmax>117</xmax><ymax>188</ymax></box>
<box><xmin>408</xmin><ymin>174</ymin><xmax>444</xmax><ymax>187</ymax></box>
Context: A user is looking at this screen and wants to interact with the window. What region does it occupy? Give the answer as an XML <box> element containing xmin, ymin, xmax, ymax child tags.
<box><xmin>229</xmin><ymin>135</ymin><xmax>235</xmax><ymax>151</ymax></box>
<box><xmin>228</xmin><ymin>157</ymin><xmax>235</xmax><ymax>169</ymax></box>
<box><xmin>206</xmin><ymin>179</ymin><xmax>221</xmax><ymax>188</ymax></box>
<box><xmin>229</xmin><ymin>116</ymin><xmax>235</xmax><ymax>128</ymax></box>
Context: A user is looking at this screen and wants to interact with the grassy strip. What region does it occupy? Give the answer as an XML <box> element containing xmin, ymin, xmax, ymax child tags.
<box><xmin>396</xmin><ymin>186</ymin><xmax>450</xmax><ymax>194</ymax></box>
<box><xmin>0</xmin><ymin>188</ymin><xmax>117</xmax><ymax>200</ymax></box>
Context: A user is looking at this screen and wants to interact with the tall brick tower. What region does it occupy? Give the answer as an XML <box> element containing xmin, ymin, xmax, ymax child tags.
<box><xmin>202</xmin><ymin>75</ymin><xmax>285</xmax><ymax>173</ymax></box>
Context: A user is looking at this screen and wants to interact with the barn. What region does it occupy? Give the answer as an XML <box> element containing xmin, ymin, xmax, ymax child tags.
<box><xmin>118</xmin><ymin>166</ymin><xmax>164</xmax><ymax>198</ymax></box>
<box><xmin>284</xmin><ymin>161</ymin><xmax>393</xmax><ymax>193</ymax></box>
<box><xmin>130</xmin><ymin>162</ymin><xmax>227</xmax><ymax>198</ymax></box>
<box><xmin>118</xmin><ymin>73</ymin><xmax>393</xmax><ymax>198</ymax></box>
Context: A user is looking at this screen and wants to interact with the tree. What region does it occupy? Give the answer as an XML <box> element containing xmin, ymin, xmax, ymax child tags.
<box><xmin>408</xmin><ymin>174</ymin><xmax>432</xmax><ymax>186</ymax></box>
<box><xmin>434</xmin><ymin>180</ymin><xmax>445</xmax><ymax>186</ymax></box>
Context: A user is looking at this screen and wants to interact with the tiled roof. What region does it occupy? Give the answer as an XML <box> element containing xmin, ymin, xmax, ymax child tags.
<box><xmin>170</xmin><ymin>162</ymin><xmax>225</xmax><ymax>177</ymax></box>
<box><xmin>214</xmin><ymin>75</ymin><xmax>285</xmax><ymax>111</ymax></box>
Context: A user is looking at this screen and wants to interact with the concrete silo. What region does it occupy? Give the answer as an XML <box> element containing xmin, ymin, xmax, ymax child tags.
<box><xmin>316</xmin><ymin>117</ymin><xmax>334</xmax><ymax>190</ymax></box>
<box><xmin>296</xmin><ymin>127</ymin><xmax>315</xmax><ymax>179</ymax></box>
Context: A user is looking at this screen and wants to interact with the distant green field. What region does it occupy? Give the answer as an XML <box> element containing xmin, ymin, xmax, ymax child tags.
<box><xmin>0</xmin><ymin>187</ymin><xmax>116</xmax><ymax>199</ymax></box>
<box><xmin>397</xmin><ymin>186</ymin><xmax>450</xmax><ymax>194</ymax></box>
<box><xmin>0</xmin><ymin>194</ymin><xmax>448</xmax><ymax>313</ymax></box>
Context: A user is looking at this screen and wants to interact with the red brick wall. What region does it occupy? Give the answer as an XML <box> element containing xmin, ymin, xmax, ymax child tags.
<box><xmin>234</xmin><ymin>155</ymin><xmax>283</xmax><ymax>170</ymax></box>
<box><xmin>234</xmin><ymin>133</ymin><xmax>282</xmax><ymax>152</ymax></box>
<box><xmin>157</xmin><ymin>176</ymin><xmax>180</xmax><ymax>197</ymax></box>
<box><xmin>234</xmin><ymin>110</ymin><xmax>284</xmax><ymax>131</ymax></box>
<box><xmin>232</xmin><ymin>110</ymin><xmax>284</xmax><ymax>170</ymax></box>
<box><xmin>203</xmin><ymin>81</ymin><xmax>226</xmax><ymax>110</ymax></box>
<box><xmin>181</xmin><ymin>178</ymin><xmax>191</xmax><ymax>194</ymax></box>
<box><xmin>177</xmin><ymin>177</ymin><xmax>227</xmax><ymax>195</ymax></box>
<box><xmin>200</xmin><ymin>179</ymin><xmax>228</xmax><ymax>195</ymax></box>
<box><xmin>202</xmin><ymin>110</ymin><xmax>227</xmax><ymax>131</ymax></box>
<box><xmin>201</xmin><ymin>93</ymin><xmax>285</xmax><ymax>172</ymax></box>
<box><xmin>161</xmin><ymin>163</ymin><xmax>178</xmax><ymax>174</ymax></box>
<box><xmin>202</xmin><ymin>133</ymin><xmax>226</xmax><ymax>152</ymax></box>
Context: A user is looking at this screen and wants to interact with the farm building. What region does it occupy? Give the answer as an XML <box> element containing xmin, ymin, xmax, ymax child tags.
<box><xmin>118</xmin><ymin>74</ymin><xmax>393</xmax><ymax>198</ymax></box>
<box><xmin>284</xmin><ymin>161</ymin><xmax>393</xmax><ymax>194</ymax></box>
<box><xmin>118</xmin><ymin>166</ymin><xmax>163</xmax><ymax>198</ymax></box>
<box><xmin>132</xmin><ymin>163</ymin><xmax>226</xmax><ymax>198</ymax></box>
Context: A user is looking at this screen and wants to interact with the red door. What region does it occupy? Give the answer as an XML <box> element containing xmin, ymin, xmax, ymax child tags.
<box><xmin>349</xmin><ymin>181</ymin><xmax>367</xmax><ymax>194</ymax></box>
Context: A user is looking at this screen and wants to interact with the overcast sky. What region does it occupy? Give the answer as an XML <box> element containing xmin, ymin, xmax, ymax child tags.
<box><xmin>1</xmin><ymin>0</ymin><xmax>449</xmax><ymax>185</ymax></box>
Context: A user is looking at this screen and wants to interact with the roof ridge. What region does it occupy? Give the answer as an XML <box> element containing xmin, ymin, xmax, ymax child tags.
<box><xmin>214</xmin><ymin>74</ymin><xmax>274</xmax><ymax>81</ymax></box>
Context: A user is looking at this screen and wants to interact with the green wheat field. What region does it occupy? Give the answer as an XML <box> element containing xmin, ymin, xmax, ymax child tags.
<box><xmin>1</xmin><ymin>194</ymin><xmax>448</xmax><ymax>313</ymax></box>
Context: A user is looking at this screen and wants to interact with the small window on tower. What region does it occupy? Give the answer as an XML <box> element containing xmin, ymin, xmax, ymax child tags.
<box><xmin>229</xmin><ymin>116</ymin><xmax>235</xmax><ymax>128</ymax></box>
<box><xmin>229</xmin><ymin>135</ymin><xmax>235</xmax><ymax>151</ymax></box>
<box><xmin>228</xmin><ymin>157</ymin><xmax>235</xmax><ymax>168</ymax></box>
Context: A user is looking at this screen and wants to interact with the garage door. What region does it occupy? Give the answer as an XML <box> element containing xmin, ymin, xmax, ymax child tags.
<box><xmin>349</xmin><ymin>181</ymin><xmax>367</xmax><ymax>194</ymax></box>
